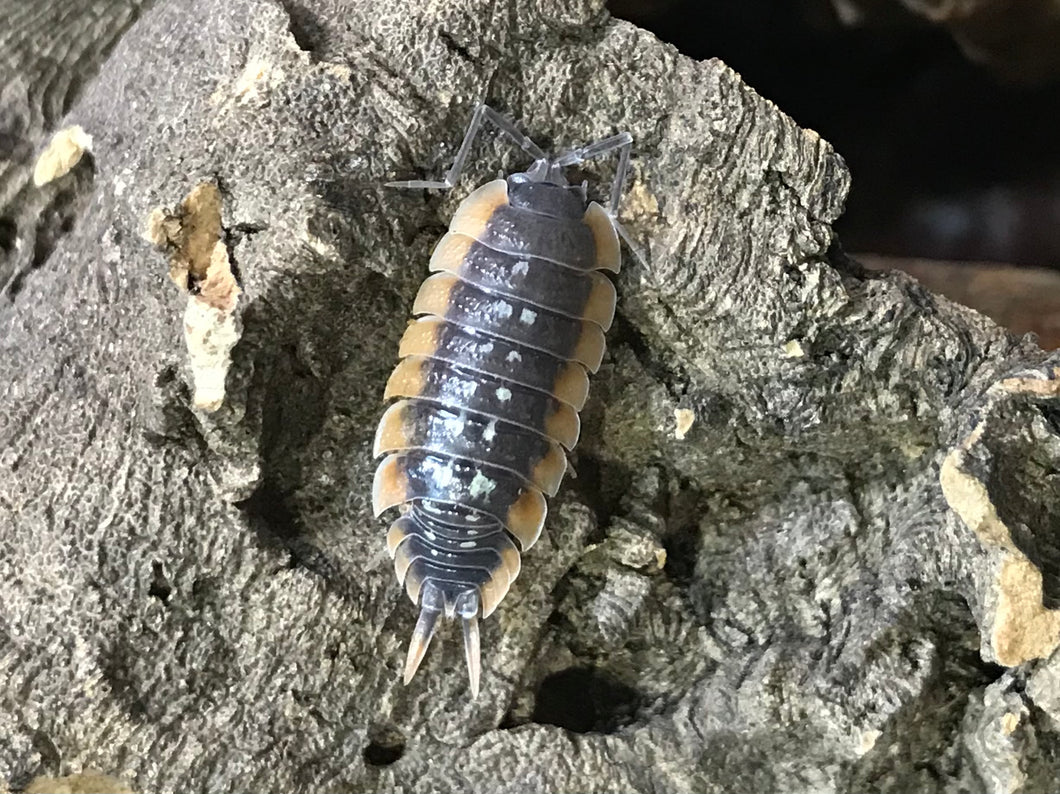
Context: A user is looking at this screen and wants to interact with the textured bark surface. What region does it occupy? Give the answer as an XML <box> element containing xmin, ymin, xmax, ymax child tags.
<box><xmin>0</xmin><ymin>0</ymin><xmax>155</xmax><ymax>297</ymax></box>
<box><xmin>2</xmin><ymin>0</ymin><xmax>1060</xmax><ymax>792</ymax></box>
<box><xmin>860</xmin><ymin>256</ymin><xmax>1060</xmax><ymax>350</ymax></box>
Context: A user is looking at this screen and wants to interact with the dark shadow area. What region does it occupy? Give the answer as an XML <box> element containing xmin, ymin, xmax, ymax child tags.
<box><xmin>657</xmin><ymin>479</ymin><xmax>704</xmax><ymax>588</ymax></box>
<box><xmin>4</xmin><ymin>154</ymin><xmax>95</xmax><ymax>300</ymax></box>
<box><xmin>148</xmin><ymin>561</ymin><xmax>172</xmax><ymax>605</ymax></box>
<box><xmin>363</xmin><ymin>722</ymin><xmax>406</xmax><ymax>766</ymax></box>
<box><xmin>532</xmin><ymin>666</ymin><xmax>642</xmax><ymax>734</ymax></box>
<box><xmin>608</xmin><ymin>0</ymin><xmax>1060</xmax><ymax>268</ymax></box>
<box><xmin>0</xmin><ymin>216</ymin><xmax>16</xmax><ymax>254</ymax></box>
<box><xmin>279</xmin><ymin>0</ymin><xmax>330</xmax><ymax>56</ymax></box>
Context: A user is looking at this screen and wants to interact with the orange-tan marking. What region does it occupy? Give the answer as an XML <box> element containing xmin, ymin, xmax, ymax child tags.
<box><xmin>386</xmin><ymin>521</ymin><xmax>408</xmax><ymax>556</ymax></box>
<box><xmin>404</xmin><ymin>568</ymin><xmax>425</xmax><ymax>603</ymax></box>
<box><xmin>373</xmin><ymin>401</ymin><xmax>411</xmax><ymax>457</ymax></box>
<box><xmin>572</xmin><ymin>321</ymin><xmax>607</xmax><ymax>372</ymax></box>
<box><xmin>449</xmin><ymin>179</ymin><xmax>510</xmax><ymax>239</ymax></box>
<box><xmin>583</xmin><ymin>201</ymin><xmax>621</xmax><ymax>273</ymax></box>
<box><xmin>499</xmin><ymin>543</ymin><xmax>522</xmax><ymax>584</ymax></box>
<box><xmin>384</xmin><ymin>357</ymin><xmax>427</xmax><ymax>400</ymax></box>
<box><xmin>583</xmin><ymin>272</ymin><xmax>617</xmax><ymax>330</ymax></box>
<box><xmin>397</xmin><ymin>318</ymin><xmax>443</xmax><ymax>359</ymax></box>
<box><xmin>428</xmin><ymin>233</ymin><xmax>474</xmax><ymax>274</ymax></box>
<box><xmin>412</xmin><ymin>272</ymin><xmax>459</xmax><ymax>318</ymax></box>
<box><xmin>393</xmin><ymin>537</ymin><xmax>415</xmax><ymax>583</ymax></box>
<box><xmin>545</xmin><ymin>402</ymin><xmax>581</xmax><ymax>450</ymax></box>
<box><xmin>479</xmin><ymin>571</ymin><xmax>511</xmax><ymax>619</ymax></box>
<box><xmin>506</xmin><ymin>488</ymin><xmax>547</xmax><ymax>551</ymax></box>
<box><xmin>552</xmin><ymin>362</ymin><xmax>590</xmax><ymax>409</ymax></box>
<box><xmin>372</xmin><ymin>454</ymin><xmax>409</xmax><ymax>516</ymax></box>
<box><xmin>530</xmin><ymin>443</ymin><xmax>568</xmax><ymax>496</ymax></box>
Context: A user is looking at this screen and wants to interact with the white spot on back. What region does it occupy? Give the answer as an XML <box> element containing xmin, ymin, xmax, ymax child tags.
<box><xmin>482</xmin><ymin>420</ymin><xmax>497</xmax><ymax>442</ymax></box>
<box><xmin>444</xmin><ymin>413</ymin><xmax>466</xmax><ymax>437</ymax></box>
<box><xmin>479</xmin><ymin>342</ymin><xmax>494</xmax><ymax>354</ymax></box>
<box><xmin>520</xmin><ymin>308</ymin><xmax>537</xmax><ymax>325</ymax></box>
<box><xmin>430</xmin><ymin>549</ymin><xmax>439</xmax><ymax>556</ymax></box>
<box><xmin>506</xmin><ymin>350</ymin><xmax>522</xmax><ymax>363</ymax></box>
<box><xmin>424</xmin><ymin>530</ymin><xmax>437</xmax><ymax>541</ymax></box>
<box><xmin>460</xmin><ymin>540</ymin><xmax>477</xmax><ymax>549</ymax></box>
<box><xmin>495</xmin><ymin>387</ymin><xmax>512</xmax><ymax>402</ymax></box>
<box><xmin>423</xmin><ymin>457</ymin><xmax>454</xmax><ymax>488</ymax></box>
<box><xmin>497</xmin><ymin>301</ymin><xmax>513</xmax><ymax>319</ymax></box>
<box><xmin>468</xmin><ymin>471</ymin><xmax>497</xmax><ymax>498</ymax></box>
<box><xmin>512</xmin><ymin>260</ymin><xmax>530</xmax><ymax>276</ymax></box>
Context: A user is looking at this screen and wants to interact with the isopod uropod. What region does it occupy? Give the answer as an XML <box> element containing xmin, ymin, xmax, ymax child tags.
<box><xmin>373</xmin><ymin>104</ymin><xmax>633</xmax><ymax>695</ymax></box>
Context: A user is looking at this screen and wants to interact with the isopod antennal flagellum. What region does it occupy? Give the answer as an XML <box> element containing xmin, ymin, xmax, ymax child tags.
<box><xmin>374</xmin><ymin>104</ymin><xmax>634</xmax><ymax>696</ymax></box>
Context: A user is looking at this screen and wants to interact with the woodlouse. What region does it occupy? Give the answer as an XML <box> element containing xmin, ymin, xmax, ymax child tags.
<box><xmin>374</xmin><ymin>105</ymin><xmax>633</xmax><ymax>695</ymax></box>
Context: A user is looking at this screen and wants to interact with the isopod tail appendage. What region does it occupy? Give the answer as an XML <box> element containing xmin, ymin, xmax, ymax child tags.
<box><xmin>402</xmin><ymin>607</ymin><xmax>482</xmax><ymax>697</ymax></box>
<box><xmin>404</xmin><ymin>606</ymin><xmax>440</xmax><ymax>685</ymax></box>
<box><xmin>462</xmin><ymin>615</ymin><xmax>481</xmax><ymax>698</ymax></box>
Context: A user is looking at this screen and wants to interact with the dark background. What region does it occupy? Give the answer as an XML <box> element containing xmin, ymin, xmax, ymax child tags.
<box><xmin>609</xmin><ymin>0</ymin><xmax>1060</xmax><ymax>270</ymax></box>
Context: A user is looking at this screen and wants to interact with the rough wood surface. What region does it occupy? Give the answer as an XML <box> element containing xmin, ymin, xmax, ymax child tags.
<box><xmin>0</xmin><ymin>0</ymin><xmax>155</xmax><ymax>297</ymax></box>
<box><xmin>2</xmin><ymin>0</ymin><xmax>1060</xmax><ymax>792</ymax></box>
<box><xmin>860</xmin><ymin>256</ymin><xmax>1060</xmax><ymax>350</ymax></box>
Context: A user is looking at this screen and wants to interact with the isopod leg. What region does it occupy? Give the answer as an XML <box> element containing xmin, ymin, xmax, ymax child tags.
<box><xmin>387</xmin><ymin>103</ymin><xmax>548</xmax><ymax>190</ymax></box>
<box><xmin>552</xmin><ymin>132</ymin><xmax>632</xmax><ymax>215</ymax></box>
<box><xmin>554</xmin><ymin>132</ymin><xmax>646</xmax><ymax>268</ymax></box>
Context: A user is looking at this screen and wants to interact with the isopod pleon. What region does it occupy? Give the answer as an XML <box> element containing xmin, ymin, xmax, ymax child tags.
<box><xmin>374</xmin><ymin>104</ymin><xmax>633</xmax><ymax>695</ymax></box>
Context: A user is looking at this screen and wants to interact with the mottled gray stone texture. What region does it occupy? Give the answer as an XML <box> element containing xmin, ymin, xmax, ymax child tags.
<box><xmin>2</xmin><ymin>0</ymin><xmax>1060</xmax><ymax>792</ymax></box>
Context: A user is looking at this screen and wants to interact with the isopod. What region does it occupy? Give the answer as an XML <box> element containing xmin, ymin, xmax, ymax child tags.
<box><xmin>374</xmin><ymin>104</ymin><xmax>633</xmax><ymax>695</ymax></box>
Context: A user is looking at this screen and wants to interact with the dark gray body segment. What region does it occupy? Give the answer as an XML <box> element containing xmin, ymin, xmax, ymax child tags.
<box><xmin>416</xmin><ymin>275</ymin><xmax>600</xmax><ymax>363</ymax></box>
<box><xmin>403</xmin><ymin>319</ymin><xmax>577</xmax><ymax>402</ymax></box>
<box><xmin>377</xmin><ymin>399</ymin><xmax>564</xmax><ymax>495</ymax></box>
<box><xmin>475</xmin><ymin>205</ymin><xmax>597</xmax><ymax>269</ymax></box>
<box><xmin>376</xmin><ymin>449</ymin><xmax>536</xmax><ymax>537</ymax></box>
<box><xmin>448</xmin><ymin>240</ymin><xmax>605</xmax><ymax>321</ymax></box>
<box><xmin>386</xmin><ymin>356</ymin><xmax>580</xmax><ymax>448</ymax></box>
<box><xmin>505</xmin><ymin>176</ymin><xmax>588</xmax><ymax>217</ymax></box>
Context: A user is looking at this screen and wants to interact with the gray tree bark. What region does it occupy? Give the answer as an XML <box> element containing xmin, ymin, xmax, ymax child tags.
<box><xmin>2</xmin><ymin>0</ymin><xmax>1059</xmax><ymax>792</ymax></box>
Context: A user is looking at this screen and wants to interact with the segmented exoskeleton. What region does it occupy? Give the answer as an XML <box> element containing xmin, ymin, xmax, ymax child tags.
<box><xmin>374</xmin><ymin>105</ymin><xmax>633</xmax><ymax>695</ymax></box>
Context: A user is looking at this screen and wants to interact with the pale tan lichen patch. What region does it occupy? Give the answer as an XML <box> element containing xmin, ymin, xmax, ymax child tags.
<box><xmin>198</xmin><ymin>238</ymin><xmax>241</xmax><ymax>314</ymax></box>
<box><xmin>184</xmin><ymin>273</ymin><xmax>241</xmax><ymax>412</ymax></box>
<box><xmin>145</xmin><ymin>181</ymin><xmax>224</xmax><ymax>291</ymax></box>
<box><xmin>783</xmin><ymin>339</ymin><xmax>806</xmax><ymax>358</ymax></box>
<box><xmin>210</xmin><ymin>50</ymin><xmax>290</xmax><ymax>110</ymax></box>
<box><xmin>941</xmin><ymin>433</ymin><xmax>1060</xmax><ymax>666</ymax></box>
<box><xmin>33</xmin><ymin>125</ymin><xmax>93</xmax><ymax>186</ymax></box>
<box><xmin>674</xmin><ymin>408</ymin><xmax>695</xmax><ymax>440</ymax></box>
<box><xmin>24</xmin><ymin>772</ymin><xmax>133</xmax><ymax>794</ymax></box>
<box><xmin>622</xmin><ymin>179</ymin><xmax>659</xmax><ymax>224</ymax></box>
<box><xmin>147</xmin><ymin>182</ymin><xmax>241</xmax><ymax>412</ymax></box>
<box><xmin>995</xmin><ymin>367</ymin><xmax>1060</xmax><ymax>398</ymax></box>
<box><xmin>1001</xmin><ymin>710</ymin><xmax>1021</xmax><ymax>735</ymax></box>
<box><xmin>856</xmin><ymin>728</ymin><xmax>881</xmax><ymax>756</ymax></box>
<box><xmin>233</xmin><ymin>58</ymin><xmax>287</xmax><ymax>104</ymax></box>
